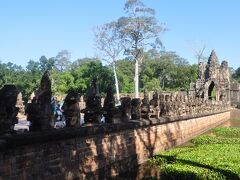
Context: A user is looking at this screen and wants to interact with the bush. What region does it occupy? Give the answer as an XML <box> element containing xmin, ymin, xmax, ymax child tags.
<box><xmin>149</xmin><ymin>127</ymin><xmax>240</xmax><ymax>179</ymax></box>
<box><xmin>191</xmin><ymin>135</ymin><xmax>240</xmax><ymax>145</ymax></box>
<box><xmin>211</xmin><ymin>127</ymin><xmax>240</xmax><ymax>138</ymax></box>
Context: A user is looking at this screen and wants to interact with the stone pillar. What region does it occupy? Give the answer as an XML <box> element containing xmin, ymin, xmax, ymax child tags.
<box><xmin>0</xmin><ymin>85</ymin><xmax>19</xmax><ymax>134</ymax></box>
<box><xmin>81</xmin><ymin>77</ymin><xmax>102</xmax><ymax>124</ymax></box>
<box><xmin>120</xmin><ymin>97</ymin><xmax>131</xmax><ymax>122</ymax></box>
<box><xmin>131</xmin><ymin>98</ymin><xmax>141</xmax><ymax>120</ymax></box>
<box><xmin>103</xmin><ymin>85</ymin><xmax>115</xmax><ymax>123</ymax></box>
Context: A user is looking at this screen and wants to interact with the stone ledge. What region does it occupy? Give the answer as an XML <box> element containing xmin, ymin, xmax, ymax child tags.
<box><xmin>0</xmin><ymin>110</ymin><xmax>231</xmax><ymax>151</ymax></box>
<box><xmin>129</xmin><ymin>110</ymin><xmax>230</xmax><ymax>125</ymax></box>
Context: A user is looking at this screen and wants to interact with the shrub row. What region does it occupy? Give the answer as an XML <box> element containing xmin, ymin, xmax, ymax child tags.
<box><xmin>148</xmin><ymin>124</ymin><xmax>240</xmax><ymax>179</ymax></box>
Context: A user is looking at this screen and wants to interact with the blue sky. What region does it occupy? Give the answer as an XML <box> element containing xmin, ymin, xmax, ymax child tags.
<box><xmin>0</xmin><ymin>0</ymin><xmax>239</xmax><ymax>69</ymax></box>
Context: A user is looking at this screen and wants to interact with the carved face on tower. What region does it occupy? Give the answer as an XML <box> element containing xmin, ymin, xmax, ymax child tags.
<box><xmin>221</xmin><ymin>61</ymin><xmax>230</xmax><ymax>82</ymax></box>
<box><xmin>206</xmin><ymin>50</ymin><xmax>219</xmax><ymax>79</ymax></box>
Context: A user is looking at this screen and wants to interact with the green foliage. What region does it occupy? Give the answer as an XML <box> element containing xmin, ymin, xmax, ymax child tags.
<box><xmin>39</xmin><ymin>56</ymin><xmax>55</xmax><ymax>72</ymax></box>
<box><xmin>0</xmin><ymin>48</ymin><xmax>199</xmax><ymax>101</ymax></box>
<box><xmin>112</xmin><ymin>0</ymin><xmax>166</xmax><ymax>96</ymax></box>
<box><xmin>51</xmin><ymin>71</ymin><xmax>75</xmax><ymax>95</ymax></box>
<box><xmin>232</xmin><ymin>67</ymin><xmax>240</xmax><ymax>83</ymax></box>
<box><xmin>140</xmin><ymin>51</ymin><xmax>198</xmax><ymax>91</ymax></box>
<box><xmin>71</xmin><ymin>59</ymin><xmax>114</xmax><ymax>95</ymax></box>
<box><xmin>0</xmin><ymin>50</ymin><xmax>199</xmax><ymax>101</ymax></box>
<box><xmin>55</xmin><ymin>50</ymin><xmax>71</xmax><ymax>72</ymax></box>
<box><xmin>149</xmin><ymin>127</ymin><xmax>240</xmax><ymax>179</ymax></box>
<box><xmin>191</xmin><ymin>135</ymin><xmax>240</xmax><ymax>145</ymax></box>
<box><xmin>115</xmin><ymin>59</ymin><xmax>134</xmax><ymax>93</ymax></box>
<box><xmin>119</xmin><ymin>0</ymin><xmax>164</xmax><ymax>54</ymax></box>
<box><xmin>0</xmin><ymin>60</ymin><xmax>42</xmax><ymax>103</ymax></box>
<box><xmin>26</xmin><ymin>60</ymin><xmax>41</xmax><ymax>75</ymax></box>
<box><xmin>211</xmin><ymin>127</ymin><xmax>240</xmax><ymax>138</ymax></box>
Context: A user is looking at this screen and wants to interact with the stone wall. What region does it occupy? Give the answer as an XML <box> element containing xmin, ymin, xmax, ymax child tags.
<box><xmin>230</xmin><ymin>109</ymin><xmax>240</xmax><ymax>119</ymax></box>
<box><xmin>0</xmin><ymin>111</ymin><xmax>231</xmax><ymax>179</ymax></box>
<box><xmin>230</xmin><ymin>83</ymin><xmax>240</xmax><ymax>106</ymax></box>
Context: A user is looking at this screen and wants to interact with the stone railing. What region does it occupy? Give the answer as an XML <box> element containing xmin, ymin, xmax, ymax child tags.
<box><xmin>0</xmin><ymin>110</ymin><xmax>232</xmax><ymax>179</ymax></box>
<box><xmin>0</xmin><ymin>71</ymin><xmax>231</xmax><ymax>134</ymax></box>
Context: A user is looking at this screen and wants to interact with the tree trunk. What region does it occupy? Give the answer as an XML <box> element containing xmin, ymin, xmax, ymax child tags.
<box><xmin>134</xmin><ymin>60</ymin><xmax>139</xmax><ymax>98</ymax></box>
<box><xmin>113</xmin><ymin>64</ymin><xmax>120</xmax><ymax>103</ymax></box>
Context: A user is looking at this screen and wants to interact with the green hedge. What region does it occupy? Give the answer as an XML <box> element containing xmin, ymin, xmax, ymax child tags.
<box><xmin>148</xmin><ymin>127</ymin><xmax>240</xmax><ymax>180</ymax></box>
<box><xmin>211</xmin><ymin>127</ymin><xmax>240</xmax><ymax>138</ymax></box>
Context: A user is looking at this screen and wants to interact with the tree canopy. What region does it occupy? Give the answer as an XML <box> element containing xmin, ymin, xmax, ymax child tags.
<box><xmin>115</xmin><ymin>0</ymin><xmax>166</xmax><ymax>97</ymax></box>
<box><xmin>0</xmin><ymin>49</ymin><xmax>203</xmax><ymax>103</ymax></box>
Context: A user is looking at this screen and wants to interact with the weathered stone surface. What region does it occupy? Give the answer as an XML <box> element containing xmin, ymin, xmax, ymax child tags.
<box><xmin>62</xmin><ymin>91</ymin><xmax>81</xmax><ymax>127</ymax></box>
<box><xmin>120</xmin><ymin>97</ymin><xmax>131</xmax><ymax>122</ymax></box>
<box><xmin>131</xmin><ymin>98</ymin><xmax>141</xmax><ymax>120</ymax></box>
<box><xmin>141</xmin><ymin>90</ymin><xmax>150</xmax><ymax>119</ymax></box>
<box><xmin>26</xmin><ymin>71</ymin><xmax>54</xmax><ymax>131</ymax></box>
<box><xmin>230</xmin><ymin>82</ymin><xmax>240</xmax><ymax>106</ymax></box>
<box><xmin>81</xmin><ymin>77</ymin><xmax>102</xmax><ymax>124</ymax></box>
<box><xmin>189</xmin><ymin>50</ymin><xmax>231</xmax><ymax>104</ymax></box>
<box><xmin>0</xmin><ymin>85</ymin><xmax>19</xmax><ymax>134</ymax></box>
<box><xmin>149</xmin><ymin>91</ymin><xmax>160</xmax><ymax>119</ymax></box>
<box><xmin>103</xmin><ymin>85</ymin><xmax>115</xmax><ymax>123</ymax></box>
<box><xmin>0</xmin><ymin>111</ymin><xmax>232</xmax><ymax>179</ymax></box>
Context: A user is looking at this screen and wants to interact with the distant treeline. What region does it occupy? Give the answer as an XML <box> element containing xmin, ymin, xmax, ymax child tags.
<box><xmin>0</xmin><ymin>50</ymin><xmax>239</xmax><ymax>103</ymax></box>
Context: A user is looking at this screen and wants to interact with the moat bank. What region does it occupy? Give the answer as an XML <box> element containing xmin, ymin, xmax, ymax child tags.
<box><xmin>116</xmin><ymin>112</ymin><xmax>240</xmax><ymax>179</ymax></box>
<box><xmin>0</xmin><ymin>110</ymin><xmax>236</xmax><ymax>179</ymax></box>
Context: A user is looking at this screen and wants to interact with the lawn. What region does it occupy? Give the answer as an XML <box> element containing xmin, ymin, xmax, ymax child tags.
<box><xmin>148</xmin><ymin>122</ymin><xmax>240</xmax><ymax>180</ymax></box>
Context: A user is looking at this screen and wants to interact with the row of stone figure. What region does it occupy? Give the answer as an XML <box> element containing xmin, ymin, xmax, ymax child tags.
<box><xmin>140</xmin><ymin>92</ymin><xmax>230</xmax><ymax>119</ymax></box>
<box><xmin>26</xmin><ymin>86</ymin><xmax>230</xmax><ymax>132</ymax></box>
<box><xmin>68</xmin><ymin>90</ymin><xmax>229</xmax><ymax>125</ymax></box>
<box><xmin>0</xmin><ymin>71</ymin><xmax>230</xmax><ymax>134</ymax></box>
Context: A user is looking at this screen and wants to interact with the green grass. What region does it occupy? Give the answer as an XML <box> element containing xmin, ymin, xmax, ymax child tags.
<box><xmin>191</xmin><ymin>135</ymin><xmax>240</xmax><ymax>145</ymax></box>
<box><xmin>148</xmin><ymin>127</ymin><xmax>240</xmax><ymax>180</ymax></box>
<box><xmin>211</xmin><ymin>127</ymin><xmax>240</xmax><ymax>138</ymax></box>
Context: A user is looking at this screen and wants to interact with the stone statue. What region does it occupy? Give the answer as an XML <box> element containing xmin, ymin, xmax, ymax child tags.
<box><xmin>131</xmin><ymin>98</ymin><xmax>141</xmax><ymax>120</ymax></box>
<box><xmin>149</xmin><ymin>91</ymin><xmax>160</xmax><ymax>119</ymax></box>
<box><xmin>0</xmin><ymin>85</ymin><xmax>19</xmax><ymax>134</ymax></box>
<box><xmin>163</xmin><ymin>95</ymin><xmax>170</xmax><ymax>116</ymax></box>
<box><xmin>81</xmin><ymin>77</ymin><xmax>102</xmax><ymax>123</ymax></box>
<box><xmin>141</xmin><ymin>90</ymin><xmax>150</xmax><ymax>119</ymax></box>
<box><xmin>159</xmin><ymin>94</ymin><xmax>165</xmax><ymax>116</ymax></box>
<box><xmin>26</xmin><ymin>71</ymin><xmax>54</xmax><ymax>131</ymax></box>
<box><xmin>103</xmin><ymin>85</ymin><xmax>115</xmax><ymax>123</ymax></box>
<box><xmin>62</xmin><ymin>90</ymin><xmax>81</xmax><ymax>127</ymax></box>
<box><xmin>168</xmin><ymin>94</ymin><xmax>175</xmax><ymax>117</ymax></box>
<box><xmin>120</xmin><ymin>97</ymin><xmax>131</xmax><ymax>122</ymax></box>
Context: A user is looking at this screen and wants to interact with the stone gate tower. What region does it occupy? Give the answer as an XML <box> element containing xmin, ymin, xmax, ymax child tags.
<box><xmin>190</xmin><ymin>50</ymin><xmax>230</xmax><ymax>103</ymax></box>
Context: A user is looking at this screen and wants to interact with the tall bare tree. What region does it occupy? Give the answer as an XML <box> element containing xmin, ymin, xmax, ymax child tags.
<box><xmin>195</xmin><ymin>45</ymin><xmax>207</xmax><ymax>64</ymax></box>
<box><xmin>55</xmin><ymin>50</ymin><xmax>71</xmax><ymax>72</ymax></box>
<box><xmin>115</xmin><ymin>0</ymin><xmax>165</xmax><ymax>98</ymax></box>
<box><xmin>187</xmin><ymin>41</ymin><xmax>207</xmax><ymax>64</ymax></box>
<box><xmin>94</xmin><ymin>22</ymin><xmax>123</xmax><ymax>102</ymax></box>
